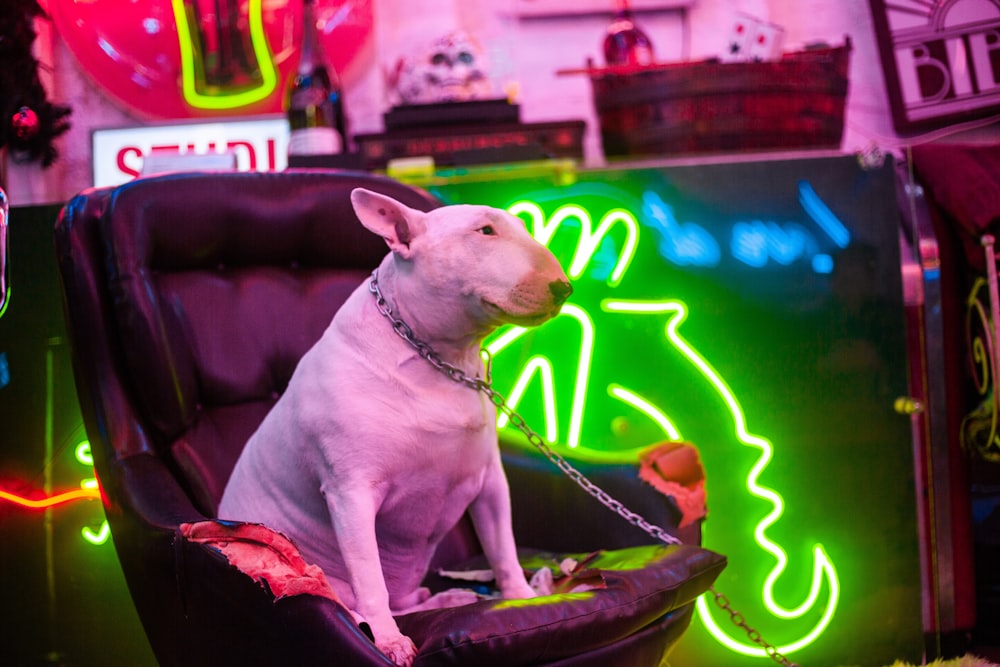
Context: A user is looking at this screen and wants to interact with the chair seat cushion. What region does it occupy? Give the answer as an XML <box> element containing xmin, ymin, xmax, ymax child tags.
<box><xmin>398</xmin><ymin>544</ymin><xmax>726</xmax><ymax>666</ymax></box>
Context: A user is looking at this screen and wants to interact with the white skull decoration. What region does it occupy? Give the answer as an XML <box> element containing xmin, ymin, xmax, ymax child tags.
<box><xmin>389</xmin><ymin>31</ymin><xmax>494</xmax><ymax>105</ymax></box>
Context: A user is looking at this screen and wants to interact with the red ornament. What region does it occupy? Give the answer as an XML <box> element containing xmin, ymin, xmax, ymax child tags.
<box><xmin>12</xmin><ymin>106</ymin><xmax>40</xmax><ymax>141</ymax></box>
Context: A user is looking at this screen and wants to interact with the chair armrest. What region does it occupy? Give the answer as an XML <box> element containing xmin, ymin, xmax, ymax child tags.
<box><xmin>168</xmin><ymin>526</ymin><xmax>394</xmax><ymax>666</ymax></box>
<box><xmin>105</xmin><ymin>453</ymin><xmax>207</xmax><ymax>529</ymax></box>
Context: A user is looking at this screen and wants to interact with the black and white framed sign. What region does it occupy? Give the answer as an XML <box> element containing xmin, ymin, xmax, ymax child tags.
<box><xmin>869</xmin><ymin>0</ymin><xmax>1000</xmax><ymax>134</ymax></box>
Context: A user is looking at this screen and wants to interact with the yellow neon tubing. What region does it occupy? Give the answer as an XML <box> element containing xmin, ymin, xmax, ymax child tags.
<box><xmin>172</xmin><ymin>0</ymin><xmax>278</xmax><ymax>109</ymax></box>
<box><xmin>1</xmin><ymin>487</ymin><xmax>101</xmax><ymax>509</ymax></box>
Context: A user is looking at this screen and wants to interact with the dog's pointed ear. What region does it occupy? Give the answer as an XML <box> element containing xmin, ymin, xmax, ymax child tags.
<box><xmin>351</xmin><ymin>188</ymin><xmax>425</xmax><ymax>259</ymax></box>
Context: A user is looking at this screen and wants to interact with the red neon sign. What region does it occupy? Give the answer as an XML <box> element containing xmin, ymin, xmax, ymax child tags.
<box><xmin>0</xmin><ymin>487</ymin><xmax>101</xmax><ymax>510</ymax></box>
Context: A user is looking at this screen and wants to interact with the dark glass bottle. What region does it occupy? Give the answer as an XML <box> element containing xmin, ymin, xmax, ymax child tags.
<box><xmin>603</xmin><ymin>0</ymin><xmax>655</xmax><ymax>67</ymax></box>
<box><xmin>286</xmin><ymin>0</ymin><xmax>348</xmax><ymax>156</ymax></box>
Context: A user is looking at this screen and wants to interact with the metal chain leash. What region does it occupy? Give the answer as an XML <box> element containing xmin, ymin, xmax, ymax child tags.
<box><xmin>368</xmin><ymin>270</ymin><xmax>799</xmax><ymax>667</ymax></box>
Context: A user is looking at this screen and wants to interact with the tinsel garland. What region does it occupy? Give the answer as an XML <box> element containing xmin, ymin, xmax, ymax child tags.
<box><xmin>0</xmin><ymin>0</ymin><xmax>72</xmax><ymax>168</ymax></box>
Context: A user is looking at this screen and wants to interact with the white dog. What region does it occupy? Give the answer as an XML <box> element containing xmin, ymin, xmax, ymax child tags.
<box><xmin>218</xmin><ymin>188</ymin><xmax>572</xmax><ymax>666</ymax></box>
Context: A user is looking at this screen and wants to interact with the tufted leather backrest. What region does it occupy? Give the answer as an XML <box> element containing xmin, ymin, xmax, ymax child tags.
<box><xmin>78</xmin><ymin>170</ymin><xmax>440</xmax><ymax>516</ymax></box>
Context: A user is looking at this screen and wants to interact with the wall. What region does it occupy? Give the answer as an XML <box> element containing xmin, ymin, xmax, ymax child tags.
<box><xmin>3</xmin><ymin>0</ymin><xmax>999</xmax><ymax>206</ymax></box>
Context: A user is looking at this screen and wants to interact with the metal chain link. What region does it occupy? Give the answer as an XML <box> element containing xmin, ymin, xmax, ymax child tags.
<box><xmin>368</xmin><ymin>270</ymin><xmax>799</xmax><ymax>667</ymax></box>
<box><xmin>710</xmin><ymin>589</ymin><xmax>798</xmax><ymax>666</ymax></box>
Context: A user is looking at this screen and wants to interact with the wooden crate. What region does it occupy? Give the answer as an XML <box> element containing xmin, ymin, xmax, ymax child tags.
<box><xmin>588</xmin><ymin>39</ymin><xmax>851</xmax><ymax>158</ymax></box>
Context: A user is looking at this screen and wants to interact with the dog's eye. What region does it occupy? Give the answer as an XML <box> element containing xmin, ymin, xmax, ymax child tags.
<box><xmin>478</xmin><ymin>225</ymin><xmax>496</xmax><ymax>236</ymax></box>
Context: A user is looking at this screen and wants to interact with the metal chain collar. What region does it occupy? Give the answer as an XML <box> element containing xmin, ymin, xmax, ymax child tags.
<box><xmin>367</xmin><ymin>269</ymin><xmax>799</xmax><ymax>667</ymax></box>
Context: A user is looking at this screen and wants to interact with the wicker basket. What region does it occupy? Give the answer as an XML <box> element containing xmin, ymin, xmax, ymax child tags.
<box><xmin>588</xmin><ymin>39</ymin><xmax>851</xmax><ymax>158</ymax></box>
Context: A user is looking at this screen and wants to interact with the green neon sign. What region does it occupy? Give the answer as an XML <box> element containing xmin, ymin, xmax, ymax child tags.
<box><xmin>602</xmin><ymin>299</ymin><xmax>839</xmax><ymax>655</ymax></box>
<box><xmin>608</xmin><ymin>383</ymin><xmax>681</xmax><ymax>441</ymax></box>
<box><xmin>509</xmin><ymin>201</ymin><xmax>638</xmax><ymax>287</ymax></box>
<box><xmin>487</xmin><ymin>304</ymin><xmax>594</xmax><ymax>450</ymax></box>
<box><xmin>75</xmin><ymin>441</ymin><xmax>111</xmax><ymax>546</ymax></box>
<box><xmin>480</xmin><ymin>200</ymin><xmax>840</xmax><ymax>658</ymax></box>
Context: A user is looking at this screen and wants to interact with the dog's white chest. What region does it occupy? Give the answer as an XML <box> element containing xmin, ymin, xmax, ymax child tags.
<box><xmin>408</xmin><ymin>377</ymin><xmax>494</xmax><ymax>438</ymax></box>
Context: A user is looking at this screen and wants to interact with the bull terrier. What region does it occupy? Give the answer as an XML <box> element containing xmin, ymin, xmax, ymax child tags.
<box><xmin>219</xmin><ymin>188</ymin><xmax>572</xmax><ymax>666</ymax></box>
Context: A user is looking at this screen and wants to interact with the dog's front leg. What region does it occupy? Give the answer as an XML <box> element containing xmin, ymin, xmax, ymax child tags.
<box><xmin>468</xmin><ymin>459</ymin><xmax>536</xmax><ymax>600</ymax></box>
<box><xmin>325</xmin><ymin>486</ymin><xmax>417</xmax><ymax>667</ymax></box>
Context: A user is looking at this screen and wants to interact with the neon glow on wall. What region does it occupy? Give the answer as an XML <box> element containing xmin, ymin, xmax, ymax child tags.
<box><xmin>0</xmin><ymin>338</ymin><xmax>109</xmax><ymax>547</ymax></box>
<box><xmin>0</xmin><ymin>440</ymin><xmax>107</xmax><ymax>542</ymax></box>
<box><xmin>483</xmin><ymin>197</ymin><xmax>843</xmax><ymax>657</ymax></box>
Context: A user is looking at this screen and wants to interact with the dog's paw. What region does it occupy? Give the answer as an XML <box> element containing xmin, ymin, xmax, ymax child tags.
<box><xmin>376</xmin><ymin>631</ymin><xmax>418</xmax><ymax>667</ymax></box>
<box><xmin>529</xmin><ymin>565</ymin><xmax>555</xmax><ymax>596</ymax></box>
<box><xmin>501</xmin><ymin>579</ymin><xmax>538</xmax><ymax>601</ymax></box>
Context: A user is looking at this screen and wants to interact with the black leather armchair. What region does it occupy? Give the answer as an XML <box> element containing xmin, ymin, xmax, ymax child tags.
<box><xmin>54</xmin><ymin>169</ymin><xmax>724</xmax><ymax>666</ymax></box>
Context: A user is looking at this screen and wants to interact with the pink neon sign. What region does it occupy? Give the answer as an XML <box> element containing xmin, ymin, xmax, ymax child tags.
<box><xmin>42</xmin><ymin>0</ymin><xmax>372</xmax><ymax>119</ymax></box>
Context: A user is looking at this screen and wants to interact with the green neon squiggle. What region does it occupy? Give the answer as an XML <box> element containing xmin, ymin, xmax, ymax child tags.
<box><xmin>496</xmin><ymin>357</ymin><xmax>559</xmax><ymax>442</ymax></box>
<box><xmin>75</xmin><ymin>441</ymin><xmax>92</xmax><ymax>466</ymax></box>
<box><xmin>508</xmin><ymin>202</ymin><xmax>638</xmax><ymax>287</ymax></box>
<box><xmin>82</xmin><ymin>521</ymin><xmax>111</xmax><ymax>546</ymax></box>
<box><xmin>172</xmin><ymin>0</ymin><xmax>277</xmax><ymax>110</ymax></box>
<box><xmin>695</xmin><ymin>545</ymin><xmax>840</xmax><ymax>656</ymax></box>
<box><xmin>602</xmin><ymin>299</ymin><xmax>839</xmax><ymax>654</ymax></box>
<box><xmin>74</xmin><ymin>440</ymin><xmax>110</xmax><ymax>546</ymax></box>
<box><xmin>486</xmin><ymin>305</ymin><xmax>594</xmax><ymax>448</ymax></box>
<box><xmin>608</xmin><ymin>384</ymin><xmax>682</xmax><ymax>441</ymax></box>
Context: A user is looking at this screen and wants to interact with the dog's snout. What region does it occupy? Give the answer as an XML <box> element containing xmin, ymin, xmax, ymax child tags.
<box><xmin>549</xmin><ymin>280</ymin><xmax>573</xmax><ymax>305</ymax></box>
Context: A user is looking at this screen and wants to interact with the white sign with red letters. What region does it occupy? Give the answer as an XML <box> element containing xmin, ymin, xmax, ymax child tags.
<box><xmin>92</xmin><ymin>116</ymin><xmax>290</xmax><ymax>188</ymax></box>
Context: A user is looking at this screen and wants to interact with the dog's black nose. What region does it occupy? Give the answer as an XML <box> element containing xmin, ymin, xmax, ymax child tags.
<box><xmin>549</xmin><ymin>280</ymin><xmax>573</xmax><ymax>305</ymax></box>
